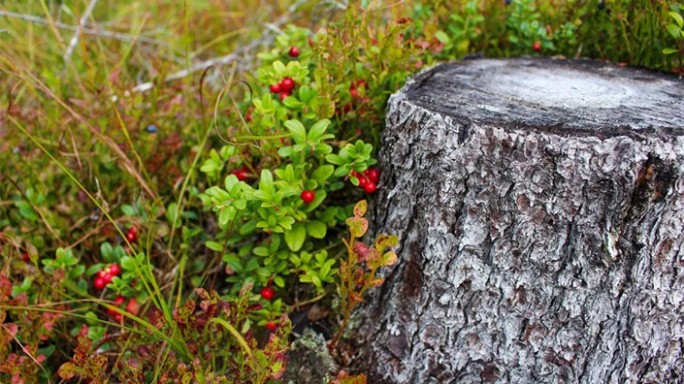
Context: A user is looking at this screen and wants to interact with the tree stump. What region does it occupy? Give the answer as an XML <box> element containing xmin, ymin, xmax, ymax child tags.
<box><xmin>360</xmin><ymin>58</ymin><xmax>684</xmax><ymax>384</ymax></box>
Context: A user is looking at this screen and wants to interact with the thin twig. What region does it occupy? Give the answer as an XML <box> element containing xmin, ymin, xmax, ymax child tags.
<box><xmin>0</xmin><ymin>9</ymin><xmax>165</xmax><ymax>46</ymax></box>
<box><xmin>130</xmin><ymin>0</ymin><xmax>310</xmax><ymax>93</ymax></box>
<box><xmin>64</xmin><ymin>0</ymin><xmax>100</xmax><ymax>62</ymax></box>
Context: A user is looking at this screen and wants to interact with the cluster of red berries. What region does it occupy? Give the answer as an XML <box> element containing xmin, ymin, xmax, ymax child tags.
<box><xmin>270</xmin><ymin>77</ymin><xmax>296</xmax><ymax>102</ymax></box>
<box><xmin>300</xmin><ymin>190</ymin><xmax>315</xmax><ymax>204</ymax></box>
<box><xmin>125</xmin><ymin>225</ymin><xmax>137</xmax><ymax>243</ymax></box>
<box><xmin>106</xmin><ymin>296</ymin><xmax>139</xmax><ymax>322</ymax></box>
<box><xmin>93</xmin><ymin>263</ymin><xmax>122</xmax><ymax>290</ymax></box>
<box><xmin>232</xmin><ymin>167</ymin><xmax>251</xmax><ymax>181</ymax></box>
<box><xmin>351</xmin><ymin>168</ymin><xmax>380</xmax><ymax>194</ymax></box>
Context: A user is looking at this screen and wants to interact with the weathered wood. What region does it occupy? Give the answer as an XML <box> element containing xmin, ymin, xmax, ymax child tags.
<box><xmin>359</xmin><ymin>58</ymin><xmax>684</xmax><ymax>384</ymax></box>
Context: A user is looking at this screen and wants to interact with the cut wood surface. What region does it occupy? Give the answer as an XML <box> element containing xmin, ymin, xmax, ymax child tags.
<box><xmin>359</xmin><ymin>58</ymin><xmax>684</xmax><ymax>384</ymax></box>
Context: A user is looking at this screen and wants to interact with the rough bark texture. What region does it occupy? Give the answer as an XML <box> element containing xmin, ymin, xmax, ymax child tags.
<box><xmin>360</xmin><ymin>58</ymin><xmax>684</xmax><ymax>384</ymax></box>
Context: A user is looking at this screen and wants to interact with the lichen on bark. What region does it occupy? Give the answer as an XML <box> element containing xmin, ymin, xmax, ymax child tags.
<box><xmin>360</xmin><ymin>58</ymin><xmax>684</xmax><ymax>384</ymax></box>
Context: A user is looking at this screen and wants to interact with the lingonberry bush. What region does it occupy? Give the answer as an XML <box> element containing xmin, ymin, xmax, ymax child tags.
<box><xmin>1</xmin><ymin>0</ymin><xmax>681</xmax><ymax>382</ymax></box>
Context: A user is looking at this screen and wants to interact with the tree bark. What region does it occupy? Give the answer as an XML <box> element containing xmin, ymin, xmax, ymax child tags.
<box><xmin>360</xmin><ymin>58</ymin><xmax>684</xmax><ymax>384</ymax></box>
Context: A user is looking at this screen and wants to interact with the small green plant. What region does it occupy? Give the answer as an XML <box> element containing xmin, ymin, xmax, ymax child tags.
<box><xmin>663</xmin><ymin>2</ymin><xmax>684</xmax><ymax>72</ymax></box>
<box><xmin>329</xmin><ymin>200</ymin><xmax>398</xmax><ymax>350</ymax></box>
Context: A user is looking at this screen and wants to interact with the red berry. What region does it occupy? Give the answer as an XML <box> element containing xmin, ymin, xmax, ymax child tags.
<box><xmin>113</xmin><ymin>313</ymin><xmax>123</xmax><ymax>323</ymax></box>
<box><xmin>280</xmin><ymin>77</ymin><xmax>295</xmax><ymax>92</ymax></box>
<box><xmin>21</xmin><ymin>252</ymin><xmax>30</xmax><ymax>262</ymax></box>
<box><xmin>114</xmin><ymin>296</ymin><xmax>126</xmax><ymax>305</ymax></box>
<box><xmin>279</xmin><ymin>91</ymin><xmax>290</xmax><ymax>102</ymax></box>
<box><xmin>265</xmin><ymin>321</ymin><xmax>278</xmax><ymax>331</ymax></box>
<box><xmin>533</xmin><ymin>41</ymin><xmax>542</xmax><ymax>51</ymax></box>
<box><xmin>93</xmin><ymin>277</ymin><xmax>106</xmax><ymax>290</ymax></box>
<box><xmin>232</xmin><ymin>168</ymin><xmax>250</xmax><ymax>181</ymax></box>
<box><xmin>260</xmin><ymin>287</ymin><xmax>276</xmax><ymax>301</ymax></box>
<box><xmin>109</xmin><ymin>264</ymin><xmax>121</xmax><ymax>276</ymax></box>
<box><xmin>300</xmin><ymin>190</ymin><xmax>315</xmax><ymax>204</ymax></box>
<box><xmin>363</xmin><ymin>182</ymin><xmax>377</xmax><ymax>194</ymax></box>
<box><xmin>126</xmin><ymin>298</ymin><xmax>140</xmax><ymax>315</ymax></box>
<box><xmin>245</xmin><ymin>111</ymin><xmax>253</xmax><ymax>122</ymax></box>
<box><xmin>126</xmin><ymin>226</ymin><xmax>137</xmax><ymax>242</ymax></box>
<box><xmin>101</xmin><ymin>272</ymin><xmax>113</xmax><ymax>284</ymax></box>
<box><xmin>270</xmin><ymin>83</ymin><xmax>282</xmax><ymax>93</ymax></box>
<box><xmin>288</xmin><ymin>46</ymin><xmax>300</xmax><ymax>58</ymax></box>
<box><xmin>364</xmin><ymin>168</ymin><xmax>380</xmax><ymax>184</ymax></box>
<box><xmin>350</xmin><ymin>88</ymin><xmax>360</xmax><ymax>99</ymax></box>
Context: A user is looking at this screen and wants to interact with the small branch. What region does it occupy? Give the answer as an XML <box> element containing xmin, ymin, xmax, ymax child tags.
<box><xmin>63</xmin><ymin>0</ymin><xmax>100</xmax><ymax>62</ymax></box>
<box><xmin>0</xmin><ymin>9</ymin><xmax>165</xmax><ymax>46</ymax></box>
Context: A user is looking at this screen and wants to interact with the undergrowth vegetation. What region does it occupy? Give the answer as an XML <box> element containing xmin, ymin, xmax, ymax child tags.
<box><xmin>0</xmin><ymin>0</ymin><xmax>682</xmax><ymax>382</ymax></box>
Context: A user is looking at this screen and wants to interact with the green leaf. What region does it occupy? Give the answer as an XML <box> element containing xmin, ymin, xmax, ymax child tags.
<box><xmin>307</xmin><ymin>119</ymin><xmax>330</xmax><ymax>141</ymax></box>
<box><xmin>284</xmin><ymin>120</ymin><xmax>307</xmax><ymax>144</ymax></box>
<box><xmin>663</xmin><ymin>47</ymin><xmax>679</xmax><ymax>55</ymax></box>
<box><xmin>435</xmin><ymin>30</ymin><xmax>451</xmax><ymax>44</ymax></box>
<box><xmin>259</xmin><ymin>169</ymin><xmax>274</xmax><ymax>192</ymax></box>
<box><xmin>311</xmin><ymin>165</ymin><xmax>334</xmax><ymax>184</ymax></box>
<box><xmin>239</xmin><ymin>220</ymin><xmax>258</xmax><ymax>235</ymax></box>
<box><xmin>283</xmin><ymin>97</ymin><xmax>304</xmax><ymax>109</ymax></box>
<box><xmin>666</xmin><ymin>23</ymin><xmax>682</xmax><ymax>39</ymax></box>
<box><xmin>273</xmin><ymin>60</ymin><xmax>286</xmax><ymax>74</ymax></box>
<box><xmin>253</xmin><ymin>246</ymin><xmax>270</xmax><ymax>257</ymax></box>
<box><xmin>670</xmin><ymin>11</ymin><xmax>684</xmax><ymax>28</ymax></box>
<box><xmin>306</xmin><ymin>220</ymin><xmax>327</xmax><ymax>239</ymax></box>
<box><xmin>218</xmin><ymin>206</ymin><xmax>233</xmax><ymax>226</ymax></box>
<box><xmin>284</xmin><ymin>224</ymin><xmax>307</xmax><ymax>251</ymax></box>
<box><xmin>206</xmin><ymin>241</ymin><xmax>223</xmax><ymax>252</ymax></box>
<box><xmin>278</xmin><ymin>146</ymin><xmax>294</xmax><ymax>158</ymax></box>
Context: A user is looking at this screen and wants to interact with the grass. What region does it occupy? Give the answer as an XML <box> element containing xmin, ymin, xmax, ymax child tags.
<box><xmin>0</xmin><ymin>0</ymin><xmax>682</xmax><ymax>382</ymax></box>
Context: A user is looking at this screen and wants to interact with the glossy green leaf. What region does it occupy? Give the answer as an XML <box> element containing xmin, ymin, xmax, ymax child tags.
<box><xmin>284</xmin><ymin>223</ymin><xmax>307</xmax><ymax>251</ymax></box>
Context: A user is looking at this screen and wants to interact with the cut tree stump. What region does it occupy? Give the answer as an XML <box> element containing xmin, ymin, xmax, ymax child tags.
<box><xmin>359</xmin><ymin>58</ymin><xmax>684</xmax><ymax>384</ymax></box>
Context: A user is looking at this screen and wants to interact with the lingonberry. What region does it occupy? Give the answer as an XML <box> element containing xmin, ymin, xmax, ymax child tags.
<box><xmin>107</xmin><ymin>296</ymin><xmax>126</xmax><ymax>315</ymax></box>
<box><xmin>289</xmin><ymin>46</ymin><xmax>300</xmax><ymax>58</ymax></box>
<box><xmin>532</xmin><ymin>41</ymin><xmax>542</xmax><ymax>51</ymax></box>
<box><xmin>363</xmin><ymin>182</ymin><xmax>377</xmax><ymax>194</ymax></box>
<box><xmin>260</xmin><ymin>287</ymin><xmax>276</xmax><ymax>301</ymax></box>
<box><xmin>265</xmin><ymin>321</ymin><xmax>278</xmax><ymax>331</ymax></box>
<box><xmin>93</xmin><ymin>276</ymin><xmax>107</xmax><ymax>290</ymax></box>
<box><xmin>232</xmin><ymin>167</ymin><xmax>250</xmax><ymax>181</ymax></box>
<box><xmin>280</xmin><ymin>91</ymin><xmax>290</xmax><ymax>102</ymax></box>
<box><xmin>109</xmin><ymin>263</ymin><xmax>121</xmax><ymax>276</ymax></box>
<box><xmin>280</xmin><ymin>77</ymin><xmax>295</xmax><ymax>92</ymax></box>
<box><xmin>364</xmin><ymin>168</ymin><xmax>380</xmax><ymax>184</ymax></box>
<box><xmin>126</xmin><ymin>226</ymin><xmax>137</xmax><ymax>242</ymax></box>
<box><xmin>350</xmin><ymin>88</ymin><xmax>360</xmax><ymax>99</ymax></box>
<box><xmin>270</xmin><ymin>83</ymin><xmax>282</xmax><ymax>93</ymax></box>
<box><xmin>300</xmin><ymin>190</ymin><xmax>315</xmax><ymax>204</ymax></box>
<box><xmin>113</xmin><ymin>313</ymin><xmax>123</xmax><ymax>323</ymax></box>
<box><xmin>126</xmin><ymin>298</ymin><xmax>140</xmax><ymax>315</ymax></box>
<box><xmin>96</xmin><ymin>270</ymin><xmax>113</xmax><ymax>284</ymax></box>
